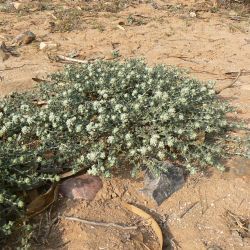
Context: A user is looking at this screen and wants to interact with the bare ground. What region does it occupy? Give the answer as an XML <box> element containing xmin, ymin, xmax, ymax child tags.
<box><xmin>1</xmin><ymin>0</ymin><xmax>250</xmax><ymax>249</ymax></box>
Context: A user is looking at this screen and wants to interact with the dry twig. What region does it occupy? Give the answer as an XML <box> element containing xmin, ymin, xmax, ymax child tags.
<box><xmin>225</xmin><ymin>210</ymin><xmax>249</xmax><ymax>238</ymax></box>
<box><xmin>61</xmin><ymin>216</ymin><xmax>138</xmax><ymax>230</ymax></box>
<box><xmin>168</xmin><ymin>55</ymin><xmax>199</xmax><ymax>64</ymax></box>
<box><xmin>0</xmin><ymin>64</ymin><xmax>37</xmax><ymax>72</ymax></box>
<box><xmin>56</xmin><ymin>55</ymin><xmax>88</xmax><ymax>64</ymax></box>
<box><xmin>179</xmin><ymin>201</ymin><xmax>199</xmax><ymax>218</ymax></box>
<box><xmin>170</xmin><ymin>238</ymin><xmax>181</xmax><ymax>250</ymax></box>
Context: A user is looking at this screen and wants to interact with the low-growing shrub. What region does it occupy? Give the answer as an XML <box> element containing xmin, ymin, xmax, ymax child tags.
<box><xmin>0</xmin><ymin>59</ymin><xmax>239</xmax><ymax>244</ymax></box>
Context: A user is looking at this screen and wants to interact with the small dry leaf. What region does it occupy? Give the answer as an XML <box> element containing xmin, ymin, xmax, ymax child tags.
<box><xmin>124</xmin><ymin>203</ymin><xmax>163</xmax><ymax>250</ymax></box>
<box><xmin>32</xmin><ymin>100</ymin><xmax>48</xmax><ymax>107</ymax></box>
<box><xmin>196</xmin><ymin>131</ymin><xmax>205</xmax><ymax>144</ymax></box>
<box><xmin>32</xmin><ymin>77</ymin><xmax>46</xmax><ymax>83</ymax></box>
<box><xmin>59</xmin><ymin>168</ymin><xmax>86</xmax><ymax>179</ymax></box>
<box><xmin>26</xmin><ymin>184</ymin><xmax>58</xmax><ymax>218</ymax></box>
<box><xmin>60</xmin><ymin>170</ymin><xmax>76</xmax><ymax>179</ymax></box>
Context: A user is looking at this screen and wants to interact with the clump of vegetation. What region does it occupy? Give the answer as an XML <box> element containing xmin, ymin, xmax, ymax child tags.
<box><xmin>81</xmin><ymin>0</ymin><xmax>143</xmax><ymax>13</ymax></box>
<box><xmin>0</xmin><ymin>59</ymin><xmax>241</xmax><ymax>244</ymax></box>
<box><xmin>53</xmin><ymin>8</ymin><xmax>84</xmax><ymax>32</ymax></box>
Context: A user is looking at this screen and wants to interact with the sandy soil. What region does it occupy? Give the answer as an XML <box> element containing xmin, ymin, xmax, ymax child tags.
<box><xmin>1</xmin><ymin>0</ymin><xmax>250</xmax><ymax>249</ymax></box>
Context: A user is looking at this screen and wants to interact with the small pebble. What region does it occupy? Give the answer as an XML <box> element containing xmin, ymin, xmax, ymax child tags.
<box><xmin>190</xmin><ymin>12</ymin><xmax>197</xmax><ymax>18</ymax></box>
<box><xmin>59</xmin><ymin>174</ymin><xmax>103</xmax><ymax>200</ymax></box>
<box><xmin>13</xmin><ymin>2</ymin><xmax>23</xmax><ymax>10</ymax></box>
<box><xmin>39</xmin><ymin>42</ymin><xmax>58</xmax><ymax>50</ymax></box>
<box><xmin>13</xmin><ymin>31</ymin><xmax>36</xmax><ymax>46</ymax></box>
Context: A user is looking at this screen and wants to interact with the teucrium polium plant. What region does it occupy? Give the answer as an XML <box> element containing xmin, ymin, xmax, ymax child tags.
<box><xmin>0</xmin><ymin>59</ymin><xmax>240</xmax><ymax>243</ymax></box>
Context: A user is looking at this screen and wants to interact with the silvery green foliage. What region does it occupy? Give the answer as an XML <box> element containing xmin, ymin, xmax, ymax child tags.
<box><xmin>0</xmin><ymin>59</ymin><xmax>236</xmax><ymax>240</ymax></box>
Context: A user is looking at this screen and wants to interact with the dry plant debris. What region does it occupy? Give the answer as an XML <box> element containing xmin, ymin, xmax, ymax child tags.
<box><xmin>224</xmin><ymin>210</ymin><xmax>250</xmax><ymax>238</ymax></box>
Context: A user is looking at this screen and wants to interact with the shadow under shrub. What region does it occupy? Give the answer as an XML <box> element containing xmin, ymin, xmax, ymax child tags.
<box><xmin>0</xmin><ymin>59</ymin><xmax>240</xmax><ymax>245</ymax></box>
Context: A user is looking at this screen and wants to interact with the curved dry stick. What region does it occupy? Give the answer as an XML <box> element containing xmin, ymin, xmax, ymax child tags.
<box><xmin>124</xmin><ymin>203</ymin><xmax>163</xmax><ymax>250</ymax></box>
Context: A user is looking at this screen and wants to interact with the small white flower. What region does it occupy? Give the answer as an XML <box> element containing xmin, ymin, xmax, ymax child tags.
<box><xmin>87</xmin><ymin>152</ymin><xmax>97</xmax><ymax>162</ymax></box>
<box><xmin>120</xmin><ymin>113</ymin><xmax>127</xmax><ymax>121</ymax></box>
<box><xmin>167</xmin><ymin>138</ymin><xmax>174</xmax><ymax>147</ymax></box>
<box><xmin>182</xmin><ymin>146</ymin><xmax>188</xmax><ymax>153</ymax></box>
<box><xmin>134</xmin><ymin>104</ymin><xmax>140</xmax><ymax>110</ymax></box>
<box><xmin>181</xmin><ymin>96</ymin><xmax>187</xmax><ymax>104</ymax></box>
<box><xmin>155</xmin><ymin>90</ymin><xmax>162</xmax><ymax>98</ymax></box>
<box><xmin>129</xmin><ymin>149</ymin><xmax>136</xmax><ymax>156</ymax></box>
<box><xmin>86</xmin><ymin>122</ymin><xmax>94</xmax><ymax>132</ymax></box>
<box><xmin>75</xmin><ymin>125</ymin><xmax>82</xmax><ymax>133</ymax></box>
<box><xmin>158</xmin><ymin>141</ymin><xmax>164</xmax><ymax>148</ymax></box>
<box><xmin>5</xmin><ymin>122</ymin><xmax>11</xmax><ymax>129</ymax></box>
<box><xmin>113</xmin><ymin>128</ymin><xmax>119</xmax><ymax>134</ymax></box>
<box><xmin>88</xmin><ymin>166</ymin><xmax>98</xmax><ymax>175</ymax></box>
<box><xmin>62</xmin><ymin>100</ymin><xmax>69</xmax><ymax>107</ymax></box>
<box><xmin>138</xmin><ymin>94</ymin><xmax>143</xmax><ymax>101</ymax></box>
<box><xmin>27</xmin><ymin>117</ymin><xmax>33</xmax><ymax>125</ymax></box>
<box><xmin>100</xmin><ymin>152</ymin><xmax>105</xmax><ymax>159</ymax></box>
<box><xmin>125</xmin><ymin>133</ymin><xmax>132</xmax><ymax>140</ymax></box>
<box><xmin>78</xmin><ymin>105</ymin><xmax>84</xmax><ymax>113</ymax></box>
<box><xmin>179</xmin><ymin>114</ymin><xmax>184</xmax><ymax>120</ymax></box>
<box><xmin>168</xmin><ymin>107</ymin><xmax>175</xmax><ymax>114</ymax></box>
<box><xmin>19</xmin><ymin>156</ymin><xmax>24</xmax><ymax>163</ymax></box>
<box><xmin>107</xmin><ymin>136</ymin><xmax>114</xmax><ymax>144</ymax></box>
<box><xmin>181</xmin><ymin>87</ymin><xmax>189</xmax><ymax>95</ymax></box>
<box><xmin>205</xmin><ymin>155</ymin><xmax>212</xmax><ymax>163</ymax></box>
<box><xmin>150</xmin><ymin>134</ymin><xmax>159</xmax><ymax>146</ymax></box>
<box><xmin>115</xmin><ymin>104</ymin><xmax>122</xmax><ymax>111</ymax></box>
<box><xmin>21</xmin><ymin>126</ymin><xmax>30</xmax><ymax>134</ymax></box>
<box><xmin>49</xmin><ymin>112</ymin><xmax>55</xmax><ymax>122</ymax></box>
<box><xmin>20</xmin><ymin>105</ymin><xmax>29</xmax><ymax>111</ymax></box>
<box><xmin>208</xmin><ymin>89</ymin><xmax>215</xmax><ymax>95</ymax></box>
<box><xmin>132</xmin><ymin>90</ymin><xmax>138</xmax><ymax>96</ymax></box>
<box><xmin>108</xmin><ymin>156</ymin><xmax>116</xmax><ymax>166</ymax></box>
<box><xmin>177</xmin><ymin>129</ymin><xmax>184</xmax><ymax>135</ymax></box>
<box><xmin>162</xmin><ymin>92</ymin><xmax>169</xmax><ymax>100</ymax></box>
<box><xmin>160</xmin><ymin>113</ymin><xmax>169</xmax><ymax>121</ymax></box>
<box><xmin>194</xmin><ymin>122</ymin><xmax>200</xmax><ymax>128</ymax></box>
<box><xmin>190</xmin><ymin>132</ymin><xmax>197</xmax><ymax>139</ymax></box>
<box><xmin>98</xmin><ymin>115</ymin><xmax>104</xmax><ymax>123</ymax></box>
<box><xmin>220</xmin><ymin>120</ymin><xmax>227</xmax><ymax>126</ymax></box>
<box><xmin>66</xmin><ymin>119</ymin><xmax>72</xmax><ymax>128</ymax></box>
<box><xmin>0</xmin><ymin>127</ymin><xmax>6</xmax><ymax>137</ymax></box>
<box><xmin>36</xmin><ymin>157</ymin><xmax>42</xmax><ymax>163</ymax></box>
<box><xmin>98</xmin><ymin>107</ymin><xmax>104</xmax><ymax>113</ymax></box>
<box><xmin>139</xmin><ymin>146</ymin><xmax>147</xmax><ymax>155</ymax></box>
<box><xmin>157</xmin><ymin>151</ymin><xmax>165</xmax><ymax>160</ymax></box>
<box><xmin>77</xmin><ymin>155</ymin><xmax>85</xmax><ymax>163</ymax></box>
